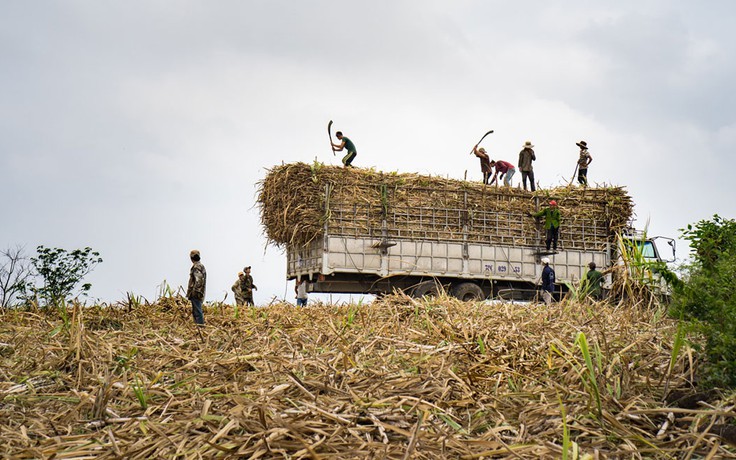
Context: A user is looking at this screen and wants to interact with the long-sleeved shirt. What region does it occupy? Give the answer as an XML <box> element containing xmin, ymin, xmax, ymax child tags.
<box><xmin>533</xmin><ymin>207</ymin><xmax>561</xmax><ymax>230</ymax></box>
<box><xmin>494</xmin><ymin>160</ymin><xmax>515</xmax><ymax>174</ymax></box>
<box><xmin>518</xmin><ymin>148</ymin><xmax>536</xmax><ymax>171</ymax></box>
<box><xmin>474</xmin><ymin>150</ymin><xmax>492</xmax><ymax>173</ymax></box>
<box><xmin>187</xmin><ymin>261</ymin><xmax>207</xmax><ymax>300</ymax></box>
<box><xmin>241</xmin><ymin>274</ymin><xmax>257</xmax><ymax>296</ymax></box>
<box><xmin>542</xmin><ymin>265</ymin><xmax>556</xmax><ymax>292</ymax></box>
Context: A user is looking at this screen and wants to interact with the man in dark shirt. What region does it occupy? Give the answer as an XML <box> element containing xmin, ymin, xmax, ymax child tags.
<box><xmin>541</xmin><ymin>257</ymin><xmax>556</xmax><ymax>305</ymax></box>
<box><xmin>585</xmin><ymin>261</ymin><xmax>604</xmax><ymax>300</ymax></box>
<box><xmin>472</xmin><ymin>145</ymin><xmax>493</xmax><ymax>184</ymax></box>
<box><xmin>332</xmin><ymin>131</ymin><xmax>357</xmax><ymax>167</ymax></box>
<box><xmin>518</xmin><ymin>141</ymin><xmax>536</xmax><ymax>191</ymax></box>
<box><xmin>186</xmin><ymin>249</ymin><xmax>207</xmax><ymax>325</ymax></box>
<box><xmin>241</xmin><ymin>266</ymin><xmax>258</xmax><ymax>306</ymax></box>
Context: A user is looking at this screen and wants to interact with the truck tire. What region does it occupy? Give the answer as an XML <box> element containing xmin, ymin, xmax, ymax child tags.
<box><xmin>451</xmin><ymin>282</ymin><xmax>485</xmax><ymax>301</ymax></box>
<box><xmin>410</xmin><ymin>280</ymin><xmax>443</xmax><ymax>298</ymax></box>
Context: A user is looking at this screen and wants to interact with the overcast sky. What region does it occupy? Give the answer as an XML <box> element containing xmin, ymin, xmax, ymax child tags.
<box><xmin>1</xmin><ymin>1</ymin><xmax>734</xmax><ymax>304</ymax></box>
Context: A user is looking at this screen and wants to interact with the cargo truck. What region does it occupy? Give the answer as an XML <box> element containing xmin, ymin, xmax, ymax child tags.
<box><xmin>260</xmin><ymin>163</ymin><xmax>675</xmax><ymax>301</ymax></box>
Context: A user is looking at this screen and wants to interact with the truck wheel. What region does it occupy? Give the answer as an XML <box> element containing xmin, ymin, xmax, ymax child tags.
<box><xmin>451</xmin><ymin>282</ymin><xmax>485</xmax><ymax>301</ymax></box>
<box><xmin>410</xmin><ymin>280</ymin><xmax>443</xmax><ymax>298</ymax></box>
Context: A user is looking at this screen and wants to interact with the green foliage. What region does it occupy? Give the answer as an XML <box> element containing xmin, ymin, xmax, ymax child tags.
<box><xmin>30</xmin><ymin>246</ymin><xmax>103</xmax><ymax>307</ymax></box>
<box><xmin>671</xmin><ymin>215</ymin><xmax>736</xmax><ymax>388</ymax></box>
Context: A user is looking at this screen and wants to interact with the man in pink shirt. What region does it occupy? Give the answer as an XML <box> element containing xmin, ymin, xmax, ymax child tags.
<box><xmin>489</xmin><ymin>159</ymin><xmax>516</xmax><ymax>187</ymax></box>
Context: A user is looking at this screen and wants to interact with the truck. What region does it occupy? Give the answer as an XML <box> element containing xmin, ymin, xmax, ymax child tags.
<box><xmin>259</xmin><ymin>163</ymin><xmax>675</xmax><ymax>301</ymax></box>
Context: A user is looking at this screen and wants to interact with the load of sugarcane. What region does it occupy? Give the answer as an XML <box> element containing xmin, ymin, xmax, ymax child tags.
<box><xmin>258</xmin><ymin>162</ymin><xmax>633</xmax><ymax>251</ymax></box>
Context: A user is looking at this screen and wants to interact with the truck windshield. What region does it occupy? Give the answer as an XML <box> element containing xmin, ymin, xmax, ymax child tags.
<box><xmin>639</xmin><ymin>241</ymin><xmax>657</xmax><ymax>259</ymax></box>
<box><xmin>625</xmin><ymin>239</ymin><xmax>658</xmax><ymax>259</ymax></box>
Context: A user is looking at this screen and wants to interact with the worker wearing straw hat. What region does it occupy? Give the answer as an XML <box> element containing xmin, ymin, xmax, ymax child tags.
<box><xmin>186</xmin><ymin>250</ymin><xmax>207</xmax><ymax>325</ymax></box>
<box><xmin>540</xmin><ymin>257</ymin><xmax>556</xmax><ymax>305</ymax></box>
<box><xmin>531</xmin><ymin>200</ymin><xmax>561</xmax><ymax>251</ymax></box>
<box><xmin>241</xmin><ymin>266</ymin><xmax>258</xmax><ymax>306</ymax></box>
<box><xmin>472</xmin><ymin>144</ymin><xmax>493</xmax><ymax>184</ymax></box>
<box><xmin>576</xmin><ymin>140</ymin><xmax>593</xmax><ymax>186</ymax></box>
<box><xmin>231</xmin><ymin>272</ymin><xmax>246</xmax><ymax>306</ymax></box>
<box><xmin>518</xmin><ymin>141</ymin><xmax>536</xmax><ymax>191</ymax></box>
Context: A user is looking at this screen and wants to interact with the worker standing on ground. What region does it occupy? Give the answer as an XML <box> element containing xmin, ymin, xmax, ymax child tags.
<box><xmin>472</xmin><ymin>145</ymin><xmax>493</xmax><ymax>184</ymax></box>
<box><xmin>541</xmin><ymin>257</ymin><xmax>556</xmax><ymax>305</ymax></box>
<box><xmin>186</xmin><ymin>249</ymin><xmax>207</xmax><ymax>325</ymax></box>
<box><xmin>241</xmin><ymin>266</ymin><xmax>257</xmax><ymax>306</ymax></box>
<box><xmin>518</xmin><ymin>141</ymin><xmax>536</xmax><ymax>191</ymax></box>
<box><xmin>531</xmin><ymin>200</ymin><xmax>561</xmax><ymax>251</ymax></box>
<box><xmin>489</xmin><ymin>159</ymin><xmax>516</xmax><ymax>187</ymax></box>
<box><xmin>585</xmin><ymin>262</ymin><xmax>604</xmax><ymax>300</ymax></box>
<box><xmin>576</xmin><ymin>140</ymin><xmax>593</xmax><ymax>186</ymax></box>
<box><xmin>295</xmin><ymin>276</ymin><xmax>309</xmax><ymax>307</ymax></box>
<box><xmin>231</xmin><ymin>271</ymin><xmax>246</xmax><ymax>306</ymax></box>
<box><xmin>332</xmin><ymin>131</ymin><xmax>357</xmax><ymax>167</ymax></box>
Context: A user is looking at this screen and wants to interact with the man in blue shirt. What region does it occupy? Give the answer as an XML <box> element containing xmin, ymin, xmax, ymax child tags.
<box><xmin>541</xmin><ymin>257</ymin><xmax>556</xmax><ymax>305</ymax></box>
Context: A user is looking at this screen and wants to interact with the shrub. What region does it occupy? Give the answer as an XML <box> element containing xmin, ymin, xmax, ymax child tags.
<box><xmin>30</xmin><ymin>246</ymin><xmax>103</xmax><ymax>307</ymax></box>
<box><xmin>671</xmin><ymin>215</ymin><xmax>736</xmax><ymax>388</ymax></box>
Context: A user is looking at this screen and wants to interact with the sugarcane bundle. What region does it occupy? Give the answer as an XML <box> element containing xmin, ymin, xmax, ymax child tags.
<box><xmin>258</xmin><ymin>162</ymin><xmax>633</xmax><ymax>250</ymax></box>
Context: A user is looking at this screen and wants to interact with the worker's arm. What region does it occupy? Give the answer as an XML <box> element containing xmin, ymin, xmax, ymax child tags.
<box><xmin>332</xmin><ymin>140</ymin><xmax>346</xmax><ymax>151</ymax></box>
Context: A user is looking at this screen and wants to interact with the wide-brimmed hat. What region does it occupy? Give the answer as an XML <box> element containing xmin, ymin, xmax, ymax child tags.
<box><xmin>541</xmin><ymin>257</ymin><xmax>550</xmax><ymax>265</ymax></box>
<box><xmin>190</xmin><ymin>249</ymin><xmax>200</xmax><ymax>257</ymax></box>
<box><xmin>576</xmin><ymin>140</ymin><xmax>588</xmax><ymax>149</ymax></box>
<box><xmin>549</xmin><ymin>200</ymin><xmax>557</xmax><ymax>206</ymax></box>
<box><xmin>478</xmin><ymin>147</ymin><xmax>486</xmax><ymax>153</ymax></box>
<box><xmin>523</xmin><ymin>141</ymin><xmax>534</xmax><ymax>148</ymax></box>
<box><xmin>238</xmin><ymin>271</ymin><xmax>244</xmax><ymax>276</ymax></box>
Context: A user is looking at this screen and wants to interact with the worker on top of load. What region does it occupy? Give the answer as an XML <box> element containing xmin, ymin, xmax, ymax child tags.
<box><xmin>576</xmin><ymin>140</ymin><xmax>593</xmax><ymax>186</ymax></box>
<box><xmin>489</xmin><ymin>159</ymin><xmax>516</xmax><ymax>187</ymax></box>
<box><xmin>332</xmin><ymin>131</ymin><xmax>357</xmax><ymax>168</ymax></box>
<box><xmin>472</xmin><ymin>144</ymin><xmax>493</xmax><ymax>184</ymax></box>
<box><xmin>531</xmin><ymin>200</ymin><xmax>561</xmax><ymax>252</ymax></box>
<box><xmin>518</xmin><ymin>141</ymin><xmax>536</xmax><ymax>191</ymax></box>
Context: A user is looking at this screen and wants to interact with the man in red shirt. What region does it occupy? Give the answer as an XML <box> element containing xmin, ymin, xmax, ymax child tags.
<box><xmin>489</xmin><ymin>159</ymin><xmax>516</xmax><ymax>187</ymax></box>
<box><xmin>472</xmin><ymin>145</ymin><xmax>492</xmax><ymax>184</ymax></box>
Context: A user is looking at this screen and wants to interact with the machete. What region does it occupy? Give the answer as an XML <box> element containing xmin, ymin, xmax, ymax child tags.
<box><xmin>328</xmin><ymin>120</ymin><xmax>335</xmax><ymax>156</ymax></box>
<box><xmin>469</xmin><ymin>130</ymin><xmax>494</xmax><ymax>155</ymax></box>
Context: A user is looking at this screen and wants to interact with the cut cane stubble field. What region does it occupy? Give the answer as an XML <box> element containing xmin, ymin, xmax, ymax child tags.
<box><xmin>1</xmin><ymin>294</ymin><xmax>735</xmax><ymax>459</ymax></box>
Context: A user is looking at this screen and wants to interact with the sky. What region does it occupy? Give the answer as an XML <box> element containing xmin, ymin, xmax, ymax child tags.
<box><xmin>1</xmin><ymin>1</ymin><xmax>734</xmax><ymax>305</ymax></box>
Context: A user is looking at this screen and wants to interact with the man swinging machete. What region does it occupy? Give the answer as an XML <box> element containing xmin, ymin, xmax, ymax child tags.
<box><xmin>331</xmin><ymin>131</ymin><xmax>357</xmax><ymax>168</ymax></box>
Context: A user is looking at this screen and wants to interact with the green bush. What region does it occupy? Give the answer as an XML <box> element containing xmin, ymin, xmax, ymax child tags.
<box><xmin>671</xmin><ymin>215</ymin><xmax>736</xmax><ymax>388</ymax></box>
<box><xmin>30</xmin><ymin>246</ymin><xmax>103</xmax><ymax>307</ymax></box>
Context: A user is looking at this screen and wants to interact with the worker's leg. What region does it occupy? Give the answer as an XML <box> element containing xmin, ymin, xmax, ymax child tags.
<box><xmin>342</xmin><ymin>151</ymin><xmax>356</xmax><ymax>167</ymax></box>
<box><xmin>504</xmin><ymin>168</ymin><xmax>515</xmax><ymax>186</ymax></box>
<box><xmin>190</xmin><ymin>298</ymin><xmax>205</xmax><ymax>325</ymax></box>
<box><xmin>578</xmin><ymin>168</ymin><xmax>587</xmax><ymax>185</ymax></box>
<box><xmin>551</xmin><ymin>227</ymin><xmax>559</xmax><ymax>250</ymax></box>
<box><xmin>528</xmin><ymin>170</ymin><xmax>536</xmax><ymax>191</ymax></box>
